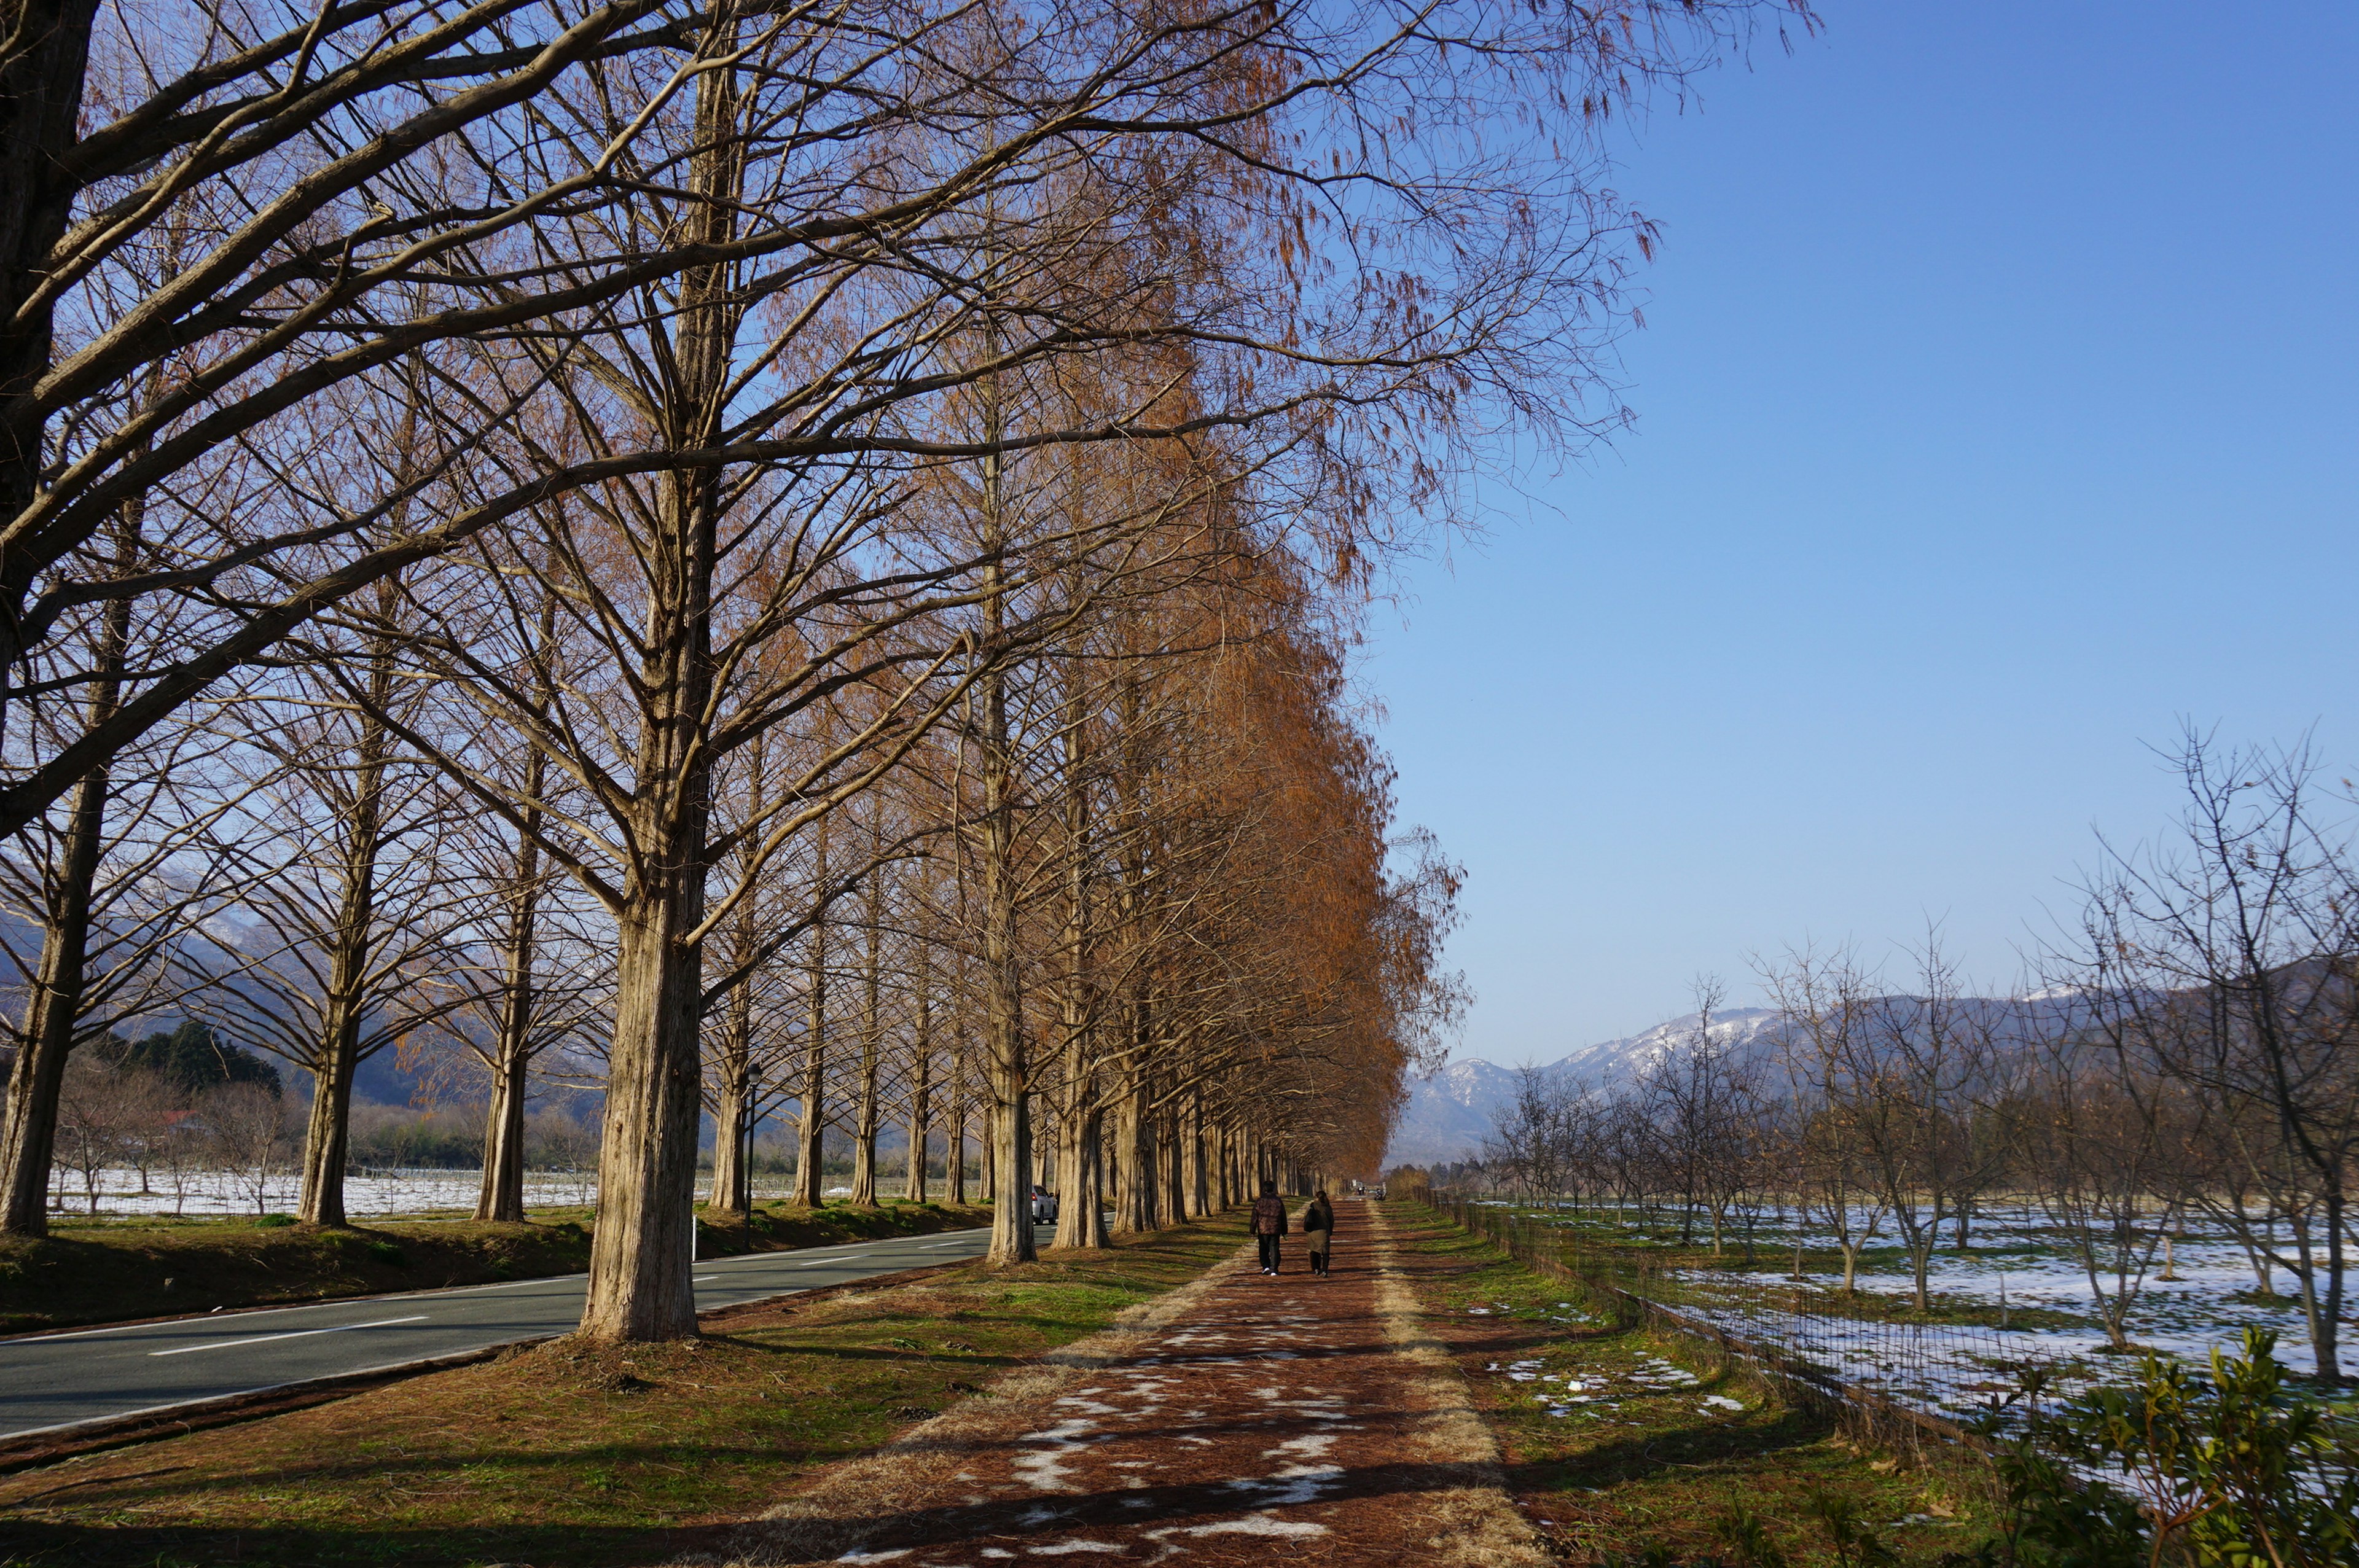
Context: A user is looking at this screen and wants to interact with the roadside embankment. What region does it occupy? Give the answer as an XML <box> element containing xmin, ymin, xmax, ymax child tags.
<box><xmin>0</xmin><ymin>1198</ymin><xmax>990</xmax><ymax>1335</ymax></box>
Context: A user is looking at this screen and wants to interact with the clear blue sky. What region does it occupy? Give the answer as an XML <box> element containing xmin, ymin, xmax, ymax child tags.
<box><xmin>1365</xmin><ymin>1</ymin><xmax>2359</xmax><ymax>1067</ymax></box>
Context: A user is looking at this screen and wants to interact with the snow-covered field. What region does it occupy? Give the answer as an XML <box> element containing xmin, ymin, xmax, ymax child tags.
<box><xmin>1490</xmin><ymin>1203</ymin><xmax>2343</xmax><ymax>1423</ymax></box>
<box><xmin>45</xmin><ymin>1168</ymin><xmax>918</xmax><ymax>1219</ymax></box>
<box><xmin>46</xmin><ymin>1166</ymin><xmax>601</xmax><ymax>1218</ymax></box>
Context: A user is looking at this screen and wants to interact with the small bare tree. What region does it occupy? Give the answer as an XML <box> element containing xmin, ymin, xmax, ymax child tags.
<box><xmin>199</xmin><ymin>1081</ymin><xmax>294</xmax><ymax>1219</ymax></box>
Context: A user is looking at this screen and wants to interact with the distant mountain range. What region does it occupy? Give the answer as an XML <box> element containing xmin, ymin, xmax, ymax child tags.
<box><xmin>1382</xmin><ymin>989</ymin><xmax>2110</xmax><ymax>1168</ymax></box>
<box><xmin>1385</xmin><ymin>1007</ymin><xmax>1783</xmax><ymax>1167</ymax></box>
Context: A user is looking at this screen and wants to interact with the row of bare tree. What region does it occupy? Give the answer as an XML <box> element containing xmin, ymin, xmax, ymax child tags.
<box><xmin>1477</xmin><ymin>736</ymin><xmax>2359</xmax><ymax>1382</ymax></box>
<box><xmin>2</xmin><ymin>0</ymin><xmax>1815</xmax><ymax>1341</ymax></box>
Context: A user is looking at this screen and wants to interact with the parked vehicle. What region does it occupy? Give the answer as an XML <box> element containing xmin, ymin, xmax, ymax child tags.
<box><xmin>1030</xmin><ymin>1185</ymin><xmax>1060</xmax><ymax>1223</ymax></box>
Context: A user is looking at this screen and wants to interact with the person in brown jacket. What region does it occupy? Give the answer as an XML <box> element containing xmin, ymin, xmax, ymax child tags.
<box><xmin>1251</xmin><ymin>1180</ymin><xmax>1288</xmax><ymax>1274</ymax></box>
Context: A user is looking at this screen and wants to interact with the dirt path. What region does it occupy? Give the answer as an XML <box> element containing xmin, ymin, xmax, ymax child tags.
<box><xmin>725</xmin><ymin>1199</ymin><xmax>1546</xmax><ymax>1567</ymax></box>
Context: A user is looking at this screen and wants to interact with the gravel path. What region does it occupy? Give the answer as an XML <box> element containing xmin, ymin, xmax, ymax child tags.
<box><xmin>729</xmin><ymin>1199</ymin><xmax>1544</xmax><ymax>1567</ymax></box>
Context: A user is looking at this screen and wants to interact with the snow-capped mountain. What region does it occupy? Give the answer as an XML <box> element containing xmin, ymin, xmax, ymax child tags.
<box><xmin>1384</xmin><ymin>1007</ymin><xmax>1782</xmax><ymax>1166</ymax></box>
<box><xmin>1382</xmin><ymin>989</ymin><xmax>2110</xmax><ymax>1168</ymax></box>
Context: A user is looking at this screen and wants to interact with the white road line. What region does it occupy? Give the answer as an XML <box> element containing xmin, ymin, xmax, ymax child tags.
<box><xmin>149</xmin><ymin>1315</ymin><xmax>429</xmax><ymax>1357</ymax></box>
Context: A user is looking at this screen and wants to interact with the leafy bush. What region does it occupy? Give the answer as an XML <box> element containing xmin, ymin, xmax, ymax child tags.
<box><xmin>1995</xmin><ymin>1328</ymin><xmax>2359</xmax><ymax>1568</ymax></box>
<box><xmin>255</xmin><ymin>1213</ymin><xmax>296</xmax><ymax>1228</ymax></box>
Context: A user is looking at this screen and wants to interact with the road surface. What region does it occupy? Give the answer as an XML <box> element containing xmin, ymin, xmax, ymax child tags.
<box><xmin>0</xmin><ymin>1225</ymin><xmax>990</xmax><ymax>1441</ymax></box>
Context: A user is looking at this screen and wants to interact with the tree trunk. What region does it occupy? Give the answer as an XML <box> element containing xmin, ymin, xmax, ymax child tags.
<box><xmin>580</xmin><ymin>876</ymin><xmax>709</xmax><ymax>1341</ymax></box>
<box><xmin>1184</xmin><ymin>1088</ymin><xmax>1208</xmax><ymax>1219</ymax></box>
<box><xmin>850</xmin><ymin>871</ymin><xmax>883</xmax><ymax>1206</ymax></box>
<box><xmin>0</xmin><ymin>518</ymin><xmax>132</xmax><ymax>1236</ymax></box>
<box><xmin>478</xmin><ymin>1044</ymin><xmax>531</xmax><ymax>1223</ymax></box>
<box><xmin>475</xmin><ymin>781</ymin><xmax>545</xmax><ymax>1223</ymax></box>
<box><xmin>0</xmin><ymin>0</ymin><xmax>101</xmax><ymax>687</ymax></box>
<box><xmin>574</xmin><ymin>38</ymin><xmax>743</xmax><ymax>1344</ymax></box>
<box><xmin>297</xmin><ymin>628</ymin><xmax>396</xmax><ymax>1230</ymax></box>
<box><xmin>1109</xmin><ymin>1073</ymin><xmax>1151</xmax><ymax>1236</ymax></box>
<box><xmin>976</xmin><ymin>413</ymin><xmax>1033</xmax><ymax>1266</ymax></box>
<box><xmin>988</xmin><ymin>1074</ymin><xmax>1033</xmax><ymax>1263</ymax></box>
<box><xmin>948</xmin><ymin>1017</ymin><xmax>968</xmax><ymax>1206</ymax></box>
<box><xmin>792</xmin><ymin>819</ymin><xmax>831</xmax><ymax>1208</ymax></box>
<box><xmin>904</xmin><ymin>960</ymin><xmax>932</xmax><ymax>1201</ymax></box>
<box><xmin>1159</xmin><ymin>1106</ymin><xmax>1183</xmax><ymax>1228</ymax></box>
<box><xmin>1054</xmin><ymin>1098</ymin><xmax>1105</xmax><ymax>1249</ymax></box>
<box><xmin>707</xmin><ymin>981</ymin><xmax>754</xmax><ymax>1217</ymax></box>
<box><xmin>0</xmin><ymin>765</ymin><xmax>107</xmax><ymax>1237</ymax></box>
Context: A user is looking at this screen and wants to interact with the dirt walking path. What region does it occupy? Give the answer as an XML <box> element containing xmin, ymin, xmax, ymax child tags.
<box><xmin>725</xmin><ymin>1199</ymin><xmax>1546</xmax><ymax>1567</ymax></box>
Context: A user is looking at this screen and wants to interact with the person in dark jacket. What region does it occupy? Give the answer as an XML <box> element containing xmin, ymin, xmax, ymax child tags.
<box><xmin>1250</xmin><ymin>1180</ymin><xmax>1288</xmax><ymax>1274</ymax></box>
<box><xmin>1302</xmin><ymin>1190</ymin><xmax>1336</xmax><ymax>1276</ymax></box>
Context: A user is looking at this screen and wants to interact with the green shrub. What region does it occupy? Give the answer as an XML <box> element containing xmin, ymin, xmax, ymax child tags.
<box><xmin>255</xmin><ymin>1213</ymin><xmax>297</xmax><ymax>1228</ymax></box>
<box><xmin>1994</xmin><ymin>1328</ymin><xmax>2359</xmax><ymax>1568</ymax></box>
<box><xmin>1711</xmin><ymin>1502</ymin><xmax>1789</xmax><ymax>1568</ymax></box>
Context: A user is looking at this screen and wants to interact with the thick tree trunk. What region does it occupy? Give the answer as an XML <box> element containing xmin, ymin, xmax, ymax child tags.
<box><xmin>580</xmin><ymin>882</ymin><xmax>708</xmax><ymax>1342</ymax></box>
<box><xmin>1054</xmin><ymin>1098</ymin><xmax>1105</xmax><ymax>1249</ymax></box>
<box><xmin>988</xmin><ymin>1074</ymin><xmax>1033</xmax><ymax>1262</ymax></box>
<box><xmin>574</xmin><ymin>39</ymin><xmax>742</xmax><ymax>1344</ymax></box>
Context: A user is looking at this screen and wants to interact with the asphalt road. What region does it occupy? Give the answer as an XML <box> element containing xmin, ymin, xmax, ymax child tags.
<box><xmin>0</xmin><ymin>1225</ymin><xmax>990</xmax><ymax>1441</ymax></box>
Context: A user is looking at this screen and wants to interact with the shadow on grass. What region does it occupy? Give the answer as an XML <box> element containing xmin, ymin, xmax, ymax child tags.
<box><xmin>1</xmin><ymin>1518</ymin><xmax>737</xmax><ymax>1567</ymax></box>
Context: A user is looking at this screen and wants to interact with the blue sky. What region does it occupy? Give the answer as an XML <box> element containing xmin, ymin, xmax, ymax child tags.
<box><xmin>1365</xmin><ymin>2</ymin><xmax>2359</xmax><ymax>1067</ymax></box>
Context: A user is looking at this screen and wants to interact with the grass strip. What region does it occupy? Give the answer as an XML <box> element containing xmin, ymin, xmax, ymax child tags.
<box><xmin>0</xmin><ymin>1213</ymin><xmax>1248</xmax><ymax>1568</ymax></box>
<box><xmin>1390</xmin><ymin>1207</ymin><xmax>2000</xmax><ymax>1567</ymax></box>
<box><xmin>0</xmin><ymin>1198</ymin><xmax>990</xmax><ymax>1335</ymax></box>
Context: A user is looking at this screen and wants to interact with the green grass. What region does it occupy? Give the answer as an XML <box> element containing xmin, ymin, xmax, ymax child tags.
<box><xmin>0</xmin><ymin>1214</ymin><xmax>1249</xmax><ymax>1567</ymax></box>
<box><xmin>0</xmin><ymin>1198</ymin><xmax>991</xmax><ymax>1335</ymax></box>
<box><xmin>1395</xmin><ymin>1209</ymin><xmax>2001</xmax><ymax>1567</ymax></box>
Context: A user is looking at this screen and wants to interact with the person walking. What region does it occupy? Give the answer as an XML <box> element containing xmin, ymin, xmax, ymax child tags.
<box><xmin>1302</xmin><ymin>1189</ymin><xmax>1336</xmax><ymax>1276</ymax></box>
<box><xmin>1250</xmin><ymin>1180</ymin><xmax>1288</xmax><ymax>1274</ymax></box>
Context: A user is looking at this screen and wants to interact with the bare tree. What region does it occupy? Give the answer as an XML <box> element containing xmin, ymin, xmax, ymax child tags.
<box><xmin>2071</xmin><ymin>732</ymin><xmax>2359</xmax><ymax>1380</ymax></box>
<box><xmin>199</xmin><ymin>1080</ymin><xmax>294</xmax><ymax>1218</ymax></box>
<box><xmin>2009</xmin><ymin>1029</ymin><xmax>2184</xmax><ymax>1351</ymax></box>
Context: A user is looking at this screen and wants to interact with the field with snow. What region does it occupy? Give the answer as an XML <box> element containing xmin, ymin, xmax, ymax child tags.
<box><xmin>44</xmin><ymin>1167</ymin><xmax>911</xmax><ymax>1220</ymax></box>
<box><xmin>45</xmin><ymin>1165</ymin><xmax>601</xmax><ymax>1219</ymax></box>
<box><xmin>1485</xmin><ymin>1202</ymin><xmax>2344</xmax><ymax>1425</ymax></box>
